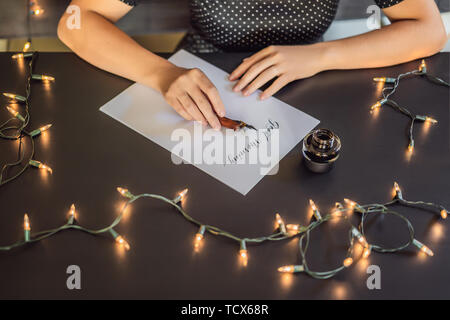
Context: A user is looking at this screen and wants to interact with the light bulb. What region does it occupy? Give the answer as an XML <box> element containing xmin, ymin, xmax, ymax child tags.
<box><xmin>194</xmin><ymin>225</ymin><xmax>206</xmax><ymax>250</ymax></box>
<box><xmin>23</xmin><ymin>41</ymin><xmax>31</xmax><ymax>52</ymax></box>
<box><xmin>32</xmin><ymin>74</ymin><xmax>55</xmax><ymax>82</ymax></box>
<box><xmin>278</xmin><ymin>265</ymin><xmax>304</xmax><ymax>273</ymax></box>
<box><xmin>6</xmin><ymin>106</ymin><xmax>25</xmax><ymax>122</ymax></box>
<box><xmin>239</xmin><ymin>240</ymin><xmax>248</xmax><ymax>266</ymax></box>
<box><xmin>286</xmin><ymin>224</ymin><xmax>301</xmax><ymax>234</ymax></box>
<box><xmin>412</xmin><ymin>239</ymin><xmax>433</xmax><ymax>257</ymax></box>
<box><xmin>373</xmin><ymin>77</ymin><xmax>396</xmax><ymax>83</ymax></box>
<box><xmin>344</xmin><ymin>198</ymin><xmax>356</xmax><ymax>208</ymax></box>
<box><xmin>31</xmin><ymin>8</ymin><xmax>44</xmax><ymax>15</ymax></box>
<box><xmin>24</xmin><ymin>214</ymin><xmax>31</xmax><ymax>231</ymax></box>
<box><xmin>441</xmin><ymin>209</ymin><xmax>448</xmax><ymax>220</ymax></box>
<box><xmin>116</xmin><ymin>187</ymin><xmax>134</xmax><ymax>199</ymax></box>
<box><xmin>370</xmin><ymin>101</ymin><xmax>382</xmax><ymax>111</ymax></box>
<box><xmin>351</xmin><ymin>227</ymin><xmax>368</xmax><ymax>247</ymax></box>
<box><xmin>24</xmin><ymin>214</ymin><xmax>31</xmax><ymax>242</ymax></box>
<box><xmin>309</xmin><ymin>199</ymin><xmax>322</xmax><ymax>221</ymax></box>
<box><xmin>68</xmin><ymin>204</ymin><xmax>76</xmax><ymax>223</ymax></box>
<box><xmin>116</xmin><ymin>236</ymin><xmax>130</xmax><ymax>251</ymax></box>
<box><xmin>343</xmin><ymin>257</ymin><xmax>353</xmax><ymax>267</ymax></box>
<box><xmin>393</xmin><ymin>182</ymin><xmax>402</xmax><ymax>199</ymax></box>
<box><xmin>419</xmin><ymin>59</ymin><xmax>427</xmax><ymax>73</ymax></box>
<box><xmin>407</xmin><ymin>142</ymin><xmax>414</xmax><ymax>153</ymax></box>
<box><xmin>3</xmin><ymin>93</ymin><xmax>26</xmax><ymax>102</ymax></box>
<box><xmin>12</xmin><ymin>52</ymin><xmax>33</xmax><ymax>59</ymax></box>
<box><xmin>29</xmin><ymin>160</ymin><xmax>53</xmax><ymax>174</ymax></box>
<box><xmin>30</xmin><ymin>124</ymin><xmax>52</xmax><ymax>137</ymax></box>
<box><xmin>174</xmin><ymin>188</ymin><xmax>188</xmax><ymax>203</ymax></box>
<box><xmin>425</xmin><ymin>117</ymin><xmax>437</xmax><ymax>124</ymax></box>
<box><xmin>362</xmin><ymin>246</ymin><xmax>372</xmax><ymax>259</ymax></box>
<box><xmin>275</xmin><ymin>213</ymin><xmax>287</xmax><ymax>234</ymax></box>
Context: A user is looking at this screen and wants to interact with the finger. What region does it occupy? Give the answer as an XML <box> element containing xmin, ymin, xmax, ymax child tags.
<box><xmin>170</xmin><ymin>98</ymin><xmax>192</xmax><ymax>120</ymax></box>
<box><xmin>234</xmin><ymin>59</ymin><xmax>278</xmax><ymax>93</ymax></box>
<box><xmin>260</xmin><ymin>76</ymin><xmax>291</xmax><ymax>100</ymax></box>
<box><xmin>198</xmin><ymin>76</ymin><xmax>226</xmax><ymax>117</ymax></box>
<box><xmin>178</xmin><ymin>94</ymin><xmax>207</xmax><ymax>125</ymax></box>
<box><xmin>229</xmin><ymin>46</ymin><xmax>275</xmax><ymax>81</ymax></box>
<box><xmin>190</xmin><ymin>87</ymin><xmax>221</xmax><ymax>130</ymax></box>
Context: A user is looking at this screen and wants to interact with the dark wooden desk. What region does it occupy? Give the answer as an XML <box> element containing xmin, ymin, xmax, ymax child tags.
<box><xmin>0</xmin><ymin>52</ymin><xmax>448</xmax><ymax>299</ymax></box>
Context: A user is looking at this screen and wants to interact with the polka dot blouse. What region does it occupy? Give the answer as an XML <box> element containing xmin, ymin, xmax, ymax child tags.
<box><xmin>120</xmin><ymin>0</ymin><xmax>404</xmax><ymax>53</ymax></box>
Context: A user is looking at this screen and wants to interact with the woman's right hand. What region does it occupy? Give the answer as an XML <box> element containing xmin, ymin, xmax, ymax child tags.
<box><xmin>158</xmin><ymin>65</ymin><xmax>225</xmax><ymax>130</ymax></box>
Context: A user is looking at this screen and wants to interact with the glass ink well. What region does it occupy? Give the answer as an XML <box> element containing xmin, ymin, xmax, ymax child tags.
<box><xmin>302</xmin><ymin>128</ymin><xmax>341</xmax><ymax>173</ymax></box>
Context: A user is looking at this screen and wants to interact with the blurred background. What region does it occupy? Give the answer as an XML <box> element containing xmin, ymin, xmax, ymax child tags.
<box><xmin>0</xmin><ymin>0</ymin><xmax>449</xmax><ymax>52</ymax></box>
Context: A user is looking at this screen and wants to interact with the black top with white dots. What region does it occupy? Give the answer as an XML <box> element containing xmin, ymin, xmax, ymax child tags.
<box><xmin>120</xmin><ymin>0</ymin><xmax>404</xmax><ymax>52</ymax></box>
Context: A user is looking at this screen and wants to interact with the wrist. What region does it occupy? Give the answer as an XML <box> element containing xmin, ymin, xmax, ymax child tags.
<box><xmin>311</xmin><ymin>41</ymin><xmax>338</xmax><ymax>72</ymax></box>
<box><xmin>141</xmin><ymin>59</ymin><xmax>178</xmax><ymax>94</ymax></box>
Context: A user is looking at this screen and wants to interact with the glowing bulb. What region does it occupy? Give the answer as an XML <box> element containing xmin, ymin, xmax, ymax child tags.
<box><xmin>343</xmin><ymin>257</ymin><xmax>353</xmax><ymax>267</ymax></box>
<box><xmin>275</xmin><ymin>213</ymin><xmax>287</xmax><ymax>234</ymax></box>
<box><xmin>194</xmin><ymin>225</ymin><xmax>206</xmax><ymax>250</ymax></box>
<box><xmin>24</xmin><ymin>214</ymin><xmax>31</xmax><ymax>231</ymax></box>
<box><xmin>23</xmin><ymin>41</ymin><xmax>31</xmax><ymax>52</ymax></box>
<box><xmin>6</xmin><ymin>106</ymin><xmax>25</xmax><ymax>122</ymax></box>
<box><xmin>30</xmin><ymin>124</ymin><xmax>52</xmax><ymax>137</ymax></box>
<box><xmin>407</xmin><ymin>143</ymin><xmax>414</xmax><ymax>153</ymax></box>
<box><xmin>351</xmin><ymin>227</ymin><xmax>368</xmax><ymax>247</ymax></box>
<box><xmin>31</xmin><ymin>8</ymin><xmax>44</xmax><ymax>15</ymax></box>
<box><xmin>174</xmin><ymin>188</ymin><xmax>188</xmax><ymax>203</ymax></box>
<box><xmin>68</xmin><ymin>204</ymin><xmax>76</xmax><ymax>223</ymax></box>
<box><xmin>370</xmin><ymin>101</ymin><xmax>382</xmax><ymax>111</ymax></box>
<box><xmin>413</xmin><ymin>239</ymin><xmax>433</xmax><ymax>257</ymax></box>
<box><xmin>441</xmin><ymin>209</ymin><xmax>448</xmax><ymax>220</ymax></box>
<box><xmin>24</xmin><ymin>213</ymin><xmax>31</xmax><ymax>242</ymax></box>
<box><xmin>309</xmin><ymin>199</ymin><xmax>322</xmax><ymax>221</ymax></box>
<box><xmin>344</xmin><ymin>198</ymin><xmax>356</xmax><ymax>208</ymax></box>
<box><xmin>12</xmin><ymin>52</ymin><xmax>33</xmax><ymax>59</ymax></box>
<box><xmin>286</xmin><ymin>224</ymin><xmax>301</xmax><ymax>234</ymax></box>
<box><xmin>373</xmin><ymin>77</ymin><xmax>396</xmax><ymax>83</ymax></box>
<box><xmin>3</xmin><ymin>93</ymin><xmax>26</xmax><ymax>102</ymax></box>
<box><xmin>239</xmin><ymin>240</ymin><xmax>248</xmax><ymax>266</ymax></box>
<box><xmin>362</xmin><ymin>246</ymin><xmax>372</xmax><ymax>259</ymax></box>
<box><xmin>116</xmin><ymin>236</ymin><xmax>130</xmax><ymax>251</ymax></box>
<box><xmin>278</xmin><ymin>265</ymin><xmax>304</xmax><ymax>273</ymax></box>
<box><xmin>393</xmin><ymin>182</ymin><xmax>403</xmax><ymax>199</ymax></box>
<box><xmin>116</xmin><ymin>187</ymin><xmax>134</xmax><ymax>199</ymax></box>
<box><xmin>419</xmin><ymin>59</ymin><xmax>427</xmax><ymax>73</ymax></box>
<box><xmin>32</xmin><ymin>74</ymin><xmax>55</xmax><ymax>82</ymax></box>
<box><xmin>425</xmin><ymin>117</ymin><xmax>437</xmax><ymax>124</ymax></box>
<box><xmin>29</xmin><ymin>160</ymin><xmax>53</xmax><ymax>174</ymax></box>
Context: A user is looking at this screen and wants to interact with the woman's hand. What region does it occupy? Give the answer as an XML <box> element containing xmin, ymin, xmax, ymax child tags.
<box><xmin>229</xmin><ymin>45</ymin><xmax>326</xmax><ymax>100</ymax></box>
<box><xmin>158</xmin><ymin>65</ymin><xmax>226</xmax><ymax>130</ymax></box>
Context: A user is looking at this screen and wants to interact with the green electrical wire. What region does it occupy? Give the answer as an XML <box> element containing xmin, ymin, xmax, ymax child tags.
<box><xmin>1</xmin><ymin>52</ymin><xmax>53</xmax><ymax>186</ymax></box>
<box><xmin>1</xmin><ymin>184</ymin><xmax>447</xmax><ymax>282</ymax></box>
<box><xmin>370</xmin><ymin>59</ymin><xmax>450</xmax><ymax>153</ymax></box>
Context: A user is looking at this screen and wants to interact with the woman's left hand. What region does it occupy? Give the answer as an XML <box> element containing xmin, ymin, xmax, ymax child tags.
<box><xmin>229</xmin><ymin>45</ymin><xmax>326</xmax><ymax>100</ymax></box>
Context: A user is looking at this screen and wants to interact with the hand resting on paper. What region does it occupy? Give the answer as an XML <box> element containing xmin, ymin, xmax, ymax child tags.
<box><xmin>158</xmin><ymin>65</ymin><xmax>226</xmax><ymax>130</ymax></box>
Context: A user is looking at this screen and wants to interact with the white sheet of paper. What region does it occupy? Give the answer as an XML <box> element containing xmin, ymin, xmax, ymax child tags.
<box><xmin>100</xmin><ymin>50</ymin><xmax>319</xmax><ymax>195</ymax></box>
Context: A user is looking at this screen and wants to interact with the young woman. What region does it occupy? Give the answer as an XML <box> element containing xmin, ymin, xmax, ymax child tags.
<box><xmin>58</xmin><ymin>0</ymin><xmax>447</xmax><ymax>130</ymax></box>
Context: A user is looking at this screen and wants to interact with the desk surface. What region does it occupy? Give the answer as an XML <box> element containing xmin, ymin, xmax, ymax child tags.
<box><xmin>0</xmin><ymin>52</ymin><xmax>448</xmax><ymax>299</ymax></box>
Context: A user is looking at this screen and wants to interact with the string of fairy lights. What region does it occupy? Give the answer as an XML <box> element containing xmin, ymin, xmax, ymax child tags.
<box><xmin>0</xmin><ymin>52</ymin><xmax>55</xmax><ymax>186</ymax></box>
<box><xmin>370</xmin><ymin>59</ymin><xmax>450</xmax><ymax>154</ymax></box>
<box><xmin>1</xmin><ymin>183</ymin><xmax>447</xmax><ymax>280</ymax></box>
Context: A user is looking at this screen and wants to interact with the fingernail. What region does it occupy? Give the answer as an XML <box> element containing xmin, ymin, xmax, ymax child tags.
<box><xmin>260</xmin><ymin>94</ymin><xmax>266</xmax><ymax>100</ymax></box>
<box><xmin>229</xmin><ymin>75</ymin><xmax>235</xmax><ymax>80</ymax></box>
<box><xmin>233</xmin><ymin>86</ymin><xmax>240</xmax><ymax>92</ymax></box>
<box><xmin>219</xmin><ymin>111</ymin><xmax>225</xmax><ymax>117</ymax></box>
<box><xmin>243</xmin><ymin>90</ymin><xmax>250</xmax><ymax>96</ymax></box>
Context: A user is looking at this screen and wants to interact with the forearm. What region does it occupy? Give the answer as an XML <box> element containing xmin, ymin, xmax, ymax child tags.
<box><xmin>317</xmin><ymin>18</ymin><xmax>447</xmax><ymax>71</ymax></box>
<box><xmin>57</xmin><ymin>9</ymin><xmax>172</xmax><ymax>92</ymax></box>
